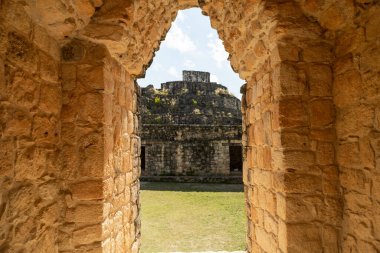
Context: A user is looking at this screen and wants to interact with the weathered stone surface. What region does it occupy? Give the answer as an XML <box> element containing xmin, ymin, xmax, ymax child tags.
<box><xmin>0</xmin><ymin>0</ymin><xmax>379</xmax><ymax>252</ymax></box>
<box><xmin>140</xmin><ymin>71</ymin><xmax>242</xmax><ymax>182</ymax></box>
<box><xmin>69</xmin><ymin>180</ymin><xmax>103</xmax><ymax>200</ymax></box>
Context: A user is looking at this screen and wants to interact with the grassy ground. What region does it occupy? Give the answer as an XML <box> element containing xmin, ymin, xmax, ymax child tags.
<box><xmin>140</xmin><ymin>182</ymin><xmax>247</xmax><ymax>252</ymax></box>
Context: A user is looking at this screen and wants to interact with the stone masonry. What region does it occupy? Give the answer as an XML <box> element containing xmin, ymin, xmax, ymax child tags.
<box><xmin>140</xmin><ymin>71</ymin><xmax>242</xmax><ymax>182</ymax></box>
<box><xmin>0</xmin><ymin>0</ymin><xmax>379</xmax><ymax>253</ymax></box>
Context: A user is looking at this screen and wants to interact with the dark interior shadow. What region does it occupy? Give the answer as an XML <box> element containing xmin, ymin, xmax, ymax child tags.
<box><xmin>140</xmin><ymin>181</ymin><xmax>244</xmax><ymax>192</ymax></box>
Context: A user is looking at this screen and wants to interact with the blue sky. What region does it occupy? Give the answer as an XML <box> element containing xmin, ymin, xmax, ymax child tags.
<box><xmin>137</xmin><ymin>8</ymin><xmax>244</xmax><ymax>99</ymax></box>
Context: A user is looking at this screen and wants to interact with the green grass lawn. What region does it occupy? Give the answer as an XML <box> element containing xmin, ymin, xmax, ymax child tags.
<box><xmin>140</xmin><ymin>182</ymin><xmax>247</xmax><ymax>252</ymax></box>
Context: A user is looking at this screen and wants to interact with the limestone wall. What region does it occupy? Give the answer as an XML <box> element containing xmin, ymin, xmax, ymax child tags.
<box><xmin>0</xmin><ymin>2</ymin><xmax>63</xmax><ymax>251</ymax></box>
<box><xmin>298</xmin><ymin>1</ymin><xmax>380</xmax><ymax>251</ymax></box>
<box><xmin>201</xmin><ymin>1</ymin><xmax>338</xmax><ymax>251</ymax></box>
<box><xmin>141</xmin><ymin>125</ymin><xmax>241</xmax><ymax>180</ymax></box>
<box><xmin>333</xmin><ymin>5</ymin><xmax>380</xmax><ymax>253</ymax></box>
<box><xmin>0</xmin><ymin>0</ymin><xmax>379</xmax><ymax>252</ymax></box>
<box><xmin>183</xmin><ymin>70</ymin><xmax>210</xmax><ymax>83</ymax></box>
<box><xmin>60</xmin><ymin>40</ymin><xmax>140</xmax><ymax>252</ymax></box>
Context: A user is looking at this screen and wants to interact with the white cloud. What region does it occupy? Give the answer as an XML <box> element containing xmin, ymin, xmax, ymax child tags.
<box><xmin>168</xmin><ymin>66</ymin><xmax>181</xmax><ymax>79</ymax></box>
<box><xmin>183</xmin><ymin>60</ymin><xmax>196</xmax><ymax>69</ymax></box>
<box><xmin>152</xmin><ymin>62</ymin><xmax>163</xmax><ymax>71</ymax></box>
<box><xmin>210</xmin><ymin>74</ymin><xmax>220</xmax><ymax>83</ymax></box>
<box><xmin>176</xmin><ymin>11</ymin><xmax>186</xmax><ymax>22</ymax></box>
<box><xmin>163</xmin><ymin>23</ymin><xmax>197</xmax><ymax>53</ymax></box>
<box><xmin>207</xmin><ymin>35</ymin><xmax>228</xmax><ymax>68</ymax></box>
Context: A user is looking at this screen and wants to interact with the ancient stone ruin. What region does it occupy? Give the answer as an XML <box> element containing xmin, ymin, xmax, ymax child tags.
<box><xmin>0</xmin><ymin>0</ymin><xmax>380</xmax><ymax>252</ymax></box>
<box><xmin>140</xmin><ymin>70</ymin><xmax>242</xmax><ymax>182</ymax></box>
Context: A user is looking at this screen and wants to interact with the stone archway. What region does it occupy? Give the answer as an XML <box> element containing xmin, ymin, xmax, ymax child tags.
<box><xmin>0</xmin><ymin>0</ymin><xmax>379</xmax><ymax>252</ymax></box>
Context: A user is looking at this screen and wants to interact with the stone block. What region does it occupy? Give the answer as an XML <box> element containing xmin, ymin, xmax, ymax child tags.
<box><xmin>337</xmin><ymin>142</ymin><xmax>360</xmax><ymax>168</ymax></box>
<box><xmin>278</xmin><ymin>219</ymin><xmax>287</xmax><ymax>252</ymax></box>
<box><xmin>255</xmin><ymin>226</ymin><xmax>277</xmax><ymax>253</ymax></box>
<box><xmin>66</xmin><ymin>204</ymin><xmax>103</xmax><ymax>223</ymax></box>
<box><xmin>361</xmin><ymin>44</ymin><xmax>380</xmax><ymax>72</ymax></box>
<box><xmin>77</xmin><ymin>64</ymin><xmax>104</xmax><ymax>90</ymax></box>
<box><xmin>254</xmin><ymin>119</ymin><xmax>264</xmax><ymax>145</ymax></box>
<box><xmin>247</xmin><ymin>125</ymin><xmax>255</xmax><ymax>148</ymax></box>
<box><xmin>275</xmin><ymin>132</ymin><xmax>309</xmax><ymax>150</ymax></box>
<box><xmin>0</xmin><ymin>140</ymin><xmax>14</xmax><ymax>177</ymax></box>
<box><xmin>271</xmin><ymin>42</ymin><xmax>299</xmax><ymax>66</ymax></box>
<box><xmin>61</xmin><ymin>144</ymin><xmax>80</xmax><ymax>179</ymax></box>
<box><xmin>282</xmin><ymin>150</ymin><xmax>315</xmax><ymax>172</ymax></box>
<box><xmin>375</xmin><ymin>106</ymin><xmax>380</xmax><ymax>131</ymax></box>
<box><xmin>370</xmin><ymin>132</ymin><xmax>380</xmax><ymax>157</ymax></box>
<box><xmin>78</xmin><ymin>132</ymin><xmax>104</xmax><ymax>178</ymax></box>
<box><xmin>273</xmin><ymin>63</ymin><xmax>306</xmax><ymax>97</ymax></box>
<box><xmin>15</xmin><ymin>146</ymin><xmax>49</xmax><ymax>181</ymax></box>
<box><xmin>333</xmin><ymin>70</ymin><xmax>362</xmax><ymax>108</ymax></box>
<box><xmin>265</xmin><ymin>191</ymin><xmax>277</xmax><ymax>216</ymax></box>
<box><xmin>323</xmin><ymin>226</ymin><xmax>339</xmax><ymax>253</ymax></box>
<box><xmin>287</xmin><ymin>223</ymin><xmax>322</xmax><ymax>253</ymax></box>
<box><xmin>32</xmin><ymin>115</ymin><xmax>59</xmax><ymax>144</ymax></box>
<box><xmin>342</xmin><ymin>235</ymin><xmax>358</xmax><ymax>253</ymax></box>
<box><xmin>127</xmin><ymin>111</ymin><xmax>134</xmax><ymax>135</ymax></box>
<box><xmin>334</xmin><ymin>54</ymin><xmax>354</xmax><ymax>75</ymax></box>
<box><xmin>336</xmin><ymin>105</ymin><xmax>374</xmax><ymax>138</ymax></box>
<box><xmin>340</xmin><ymin>167</ymin><xmax>371</xmax><ymax>195</ymax></box>
<box><xmin>40</xmin><ymin>202</ymin><xmax>60</xmax><ymax>225</ymax></box>
<box><xmin>4</xmin><ymin>3</ymin><xmax>32</xmax><ymax>35</ymax></box>
<box><xmin>284</xmin><ymin>195</ymin><xmax>322</xmax><ymax>222</ymax></box>
<box><xmin>276</xmin><ymin>172</ymin><xmax>322</xmax><ymax>194</ymax></box>
<box><xmin>344</xmin><ymin>191</ymin><xmax>372</xmax><ymax>214</ymax></box>
<box><xmin>302</xmin><ymin>43</ymin><xmax>333</xmax><ymax>63</ymax></box>
<box><xmin>115</xmin><ymin>173</ymin><xmax>126</xmax><ymax>194</ymax></box>
<box><xmin>374</xmin><ymin>213</ymin><xmax>380</xmax><ymax>241</ymax></box>
<box><xmin>278</xmin><ymin>99</ymin><xmax>308</xmax><ymax>128</ymax></box>
<box><xmin>319</xmin><ymin>197</ymin><xmax>341</xmax><ymax>226</ymax></box>
<box><xmin>316</xmin><ymin>142</ymin><xmax>334</xmax><ymax>165</ymax></box>
<box><xmin>33</xmin><ymin>25</ymin><xmax>50</xmax><ymax>53</ymax></box>
<box><xmin>336</xmin><ymin>26</ymin><xmax>365</xmax><ymax>55</ymax></box>
<box><xmin>8</xmin><ymin>185</ymin><xmax>35</xmax><ymax>218</ymax></box>
<box><xmin>69</xmin><ymin>180</ymin><xmax>103</xmax><ymax>200</ymax></box>
<box><xmin>263</xmin><ymin>212</ymin><xmax>278</xmax><ymax>235</ymax></box>
<box><xmin>73</xmin><ymin>225</ymin><xmax>102</xmax><ymax>246</ymax></box>
<box><xmin>373</xmin><ymin>173</ymin><xmax>380</xmax><ymax>203</ymax></box>
<box><xmin>62</xmin><ymin>65</ymin><xmax>77</xmax><ymax>91</ymax></box>
<box><xmin>310</xmin><ymin>128</ymin><xmax>335</xmax><ymax>142</ymax></box>
<box><xmin>38</xmin><ymin>51</ymin><xmax>59</xmax><ymax>82</ymax></box>
<box><xmin>345</xmin><ymin>212</ymin><xmax>372</xmax><ymax>240</ymax></box>
<box><xmin>38</xmin><ymin>181</ymin><xmax>59</xmax><ymax>200</ymax></box>
<box><xmin>78</xmin><ymin>93</ymin><xmax>104</xmax><ymax>123</ymax></box>
<box><xmin>306</xmin><ymin>64</ymin><xmax>332</xmax><ymax>96</ymax></box>
<box><xmin>246</xmin><ymin>107</ymin><xmax>255</xmax><ymax>125</ymax></box>
<box><xmin>6</xmin><ymin>32</ymin><xmax>38</xmax><ymax>73</ymax></box>
<box><xmin>366</xmin><ymin>10</ymin><xmax>380</xmax><ymax>40</ymax></box>
<box><xmin>6</xmin><ymin>70</ymin><xmax>38</xmax><ymax>108</ymax></box>
<box><xmin>322</xmin><ymin>166</ymin><xmax>339</xmax><ymax>196</ymax></box>
<box><xmin>3</xmin><ymin>109</ymin><xmax>31</xmax><ymax>137</ymax></box>
<box><xmin>0</xmin><ymin>58</ymin><xmax>4</xmax><ymax>97</ymax></box>
<box><xmin>360</xmin><ymin>137</ymin><xmax>375</xmax><ymax>169</ymax></box>
<box><xmin>357</xmin><ymin>241</ymin><xmax>378</xmax><ymax>253</ymax></box>
<box><xmin>39</xmin><ymin>83</ymin><xmax>61</xmax><ymax>114</ymax></box>
<box><xmin>263</xmin><ymin>111</ymin><xmax>272</xmax><ymax>145</ymax></box>
<box><xmin>253</xmin><ymin>169</ymin><xmax>272</xmax><ymax>189</ymax></box>
<box><xmin>262</xmin><ymin>147</ymin><xmax>272</xmax><ymax>170</ymax></box>
<box><xmin>309</xmin><ymin>99</ymin><xmax>335</xmax><ymax>127</ymax></box>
